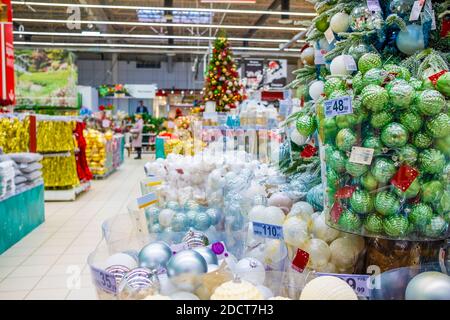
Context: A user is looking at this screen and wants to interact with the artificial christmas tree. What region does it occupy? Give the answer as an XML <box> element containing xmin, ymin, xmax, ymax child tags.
<box><xmin>202</xmin><ymin>35</ymin><xmax>245</xmax><ymax>112</ymax></box>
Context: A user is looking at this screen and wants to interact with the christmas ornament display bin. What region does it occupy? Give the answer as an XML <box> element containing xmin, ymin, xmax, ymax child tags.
<box><xmin>318</xmin><ymin>87</ymin><xmax>450</xmax><ymax>241</ymax></box>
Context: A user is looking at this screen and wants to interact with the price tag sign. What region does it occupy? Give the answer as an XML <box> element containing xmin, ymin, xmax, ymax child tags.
<box><xmin>137</xmin><ymin>192</ymin><xmax>158</xmax><ymax>209</ymax></box>
<box><xmin>409</xmin><ymin>0</ymin><xmax>425</xmax><ymax>21</ymax></box>
<box><xmin>314</xmin><ymin>49</ymin><xmax>326</xmax><ymax>65</ymax></box>
<box><xmin>253</xmin><ymin>221</ymin><xmax>283</xmax><ymax>240</ymax></box>
<box><xmin>349</xmin><ymin>146</ymin><xmax>374</xmax><ymax>165</ymax></box>
<box><xmin>324</xmin><ymin>96</ymin><xmax>353</xmax><ymax>118</ymax></box>
<box><xmin>91</xmin><ymin>267</ymin><xmax>117</xmax><ymax>294</ymax></box>
<box><xmin>343</xmin><ymin>55</ymin><xmax>357</xmax><ymax>71</ymax></box>
<box><xmin>316</xmin><ymin>272</ymin><xmax>370</xmax><ymax>298</ymax></box>
<box><xmin>324</xmin><ymin>27</ymin><xmax>335</xmax><ymax>44</ymax></box>
<box><xmin>102</xmin><ymin>119</ymin><xmax>111</xmax><ymax>128</ymax></box>
<box><xmin>367</xmin><ymin>0</ymin><xmax>381</xmax><ymax>11</ymax></box>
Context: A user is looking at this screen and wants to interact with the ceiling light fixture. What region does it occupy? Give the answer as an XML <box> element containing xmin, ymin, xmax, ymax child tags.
<box><xmin>11</xmin><ymin>1</ymin><xmax>317</xmax><ymax>17</ymax></box>
<box><xmin>13</xmin><ymin>18</ymin><xmax>306</xmax><ymax>31</ymax></box>
<box><xmin>13</xmin><ymin>31</ymin><xmax>305</xmax><ymax>44</ymax></box>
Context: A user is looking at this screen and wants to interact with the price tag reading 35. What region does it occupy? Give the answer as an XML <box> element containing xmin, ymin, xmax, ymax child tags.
<box><xmin>91</xmin><ymin>267</ymin><xmax>117</xmax><ymax>294</ymax></box>
<box><xmin>324</xmin><ymin>96</ymin><xmax>353</xmax><ymax>118</ymax></box>
<box><xmin>253</xmin><ymin>222</ymin><xmax>283</xmax><ymax>240</ymax></box>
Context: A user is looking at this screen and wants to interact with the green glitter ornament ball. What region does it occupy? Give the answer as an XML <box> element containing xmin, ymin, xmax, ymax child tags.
<box><xmin>326</xmin><ymin>167</ymin><xmax>340</xmax><ymax>189</ymax></box>
<box><xmin>408</xmin><ymin>203</ymin><xmax>433</xmax><ymax>229</ymax></box>
<box><xmin>381</xmin><ymin>123</ymin><xmax>409</xmax><ymax>148</ymax></box>
<box><xmin>383</xmin><ymin>214</ymin><xmax>410</xmax><ymax>237</ymax></box>
<box><xmin>358</xmin><ymin>53</ymin><xmax>382</xmax><ymax>74</ymax></box>
<box><xmin>409</xmin><ymin>77</ymin><xmax>423</xmax><ymax>90</ymax></box>
<box><xmin>326</xmin><ymin>148</ymin><xmax>347</xmax><ymax>173</ymax></box>
<box><xmin>338</xmin><ymin>210</ymin><xmax>362</xmax><ymax>232</ymax></box>
<box><xmin>361</xmin><ymin>172</ymin><xmax>379</xmax><ymax>191</ymax></box>
<box><xmin>436</xmin><ymin>135</ymin><xmax>450</xmax><ymax>157</ymax></box>
<box><xmin>384</xmin><ymin>64</ymin><xmax>411</xmax><ymax>81</ymax></box>
<box><xmin>421</xmin><ymin>180</ymin><xmax>444</xmax><ymax>203</ymax></box>
<box><xmin>425</xmin><ymin>113</ymin><xmax>450</xmax><ymax>138</ymax></box>
<box><xmin>375</xmin><ymin>191</ymin><xmax>400</xmax><ymax>216</ymax></box>
<box><xmin>296</xmin><ymin>114</ymin><xmax>316</xmax><ymax>136</ymax></box>
<box><xmin>322</xmin><ymin>117</ymin><xmax>338</xmax><ymax>144</ymax></box>
<box><xmin>371</xmin><ymin>158</ymin><xmax>397</xmax><ymax>184</ymax></box>
<box><xmin>363</xmin><ymin>135</ymin><xmax>384</xmax><ymax>155</ymax></box>
<box><xmin>350</xmin><ymin>189</ymin><xmax>374</xmax><ymax>214</ymax></box>
<box><xmin>335</xmin><ymin>128</ymin><xmax>357</xmax><ymax>152</ymax></box>
<box><xmin>417</xmin><ymin>90</ymin><xmax>445</xmax><ymax>116</ymax></box>
<box><xmin>363</xmin><ymin>68</ymin><xmax>388</xmax><ymax>87</ymax></box>
<box><xmin>352</xmin><ymin>71</ymin><xmax>364</xmax><ymax>94</ymax></box>
<box><xmin>388</xmin><ymin>82</ymin><xmax>415</xmax><ymax>109</ymax></box>
<box><xmin>361</xmin><ymin>84</ymin><xmax>388</xmax><ymax>112</ymax></box>
<box><xmin>364</xmin><ymin>213</ymin><xmax>384</xmax><ymax>233</ymax></box>
<box><xmin>399</xmin><ymin>112</ymin><xmax>423</xmax><ymax>133</ymax></box>
<box><xmin>418</xmin><ymin>149</ymin><xmax>445</xmax><ymax>174</ymax></box>
<box><xmin>324</xmin><ymin>77</ymin><xmax>345</xmax><ymax>97</ymax></box>
<box><xmin>336</xmin><ymin>114</ymin><xmax>358</xmax><ymax>129</ymax></box>
<box><xmin>345</xmin><ymin>161</ymin><xmax>369</xmax><ymax>177</ymax></box>
<box><xmin>422</xmin><ymin>216</ymin><xmax>448</xmax><ymax>238</ymax></box>
<box><xmin>397</xmin><ymin>144</ymin><xmax>418</xmax><ymax>165</ymax></box>
<box><xmin>413</xmin><ymin>132</ymin><xmax>433</xmax><ymax>149</ymax></box>
<box><xmin>370</xmin><ymin>111</ymin><xmax>394</xmax><ymax>129</ymax></box>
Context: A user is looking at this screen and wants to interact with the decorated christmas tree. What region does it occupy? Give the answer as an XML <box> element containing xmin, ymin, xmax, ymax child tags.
<box><xmin>203</xmin><ymin>35</ymin><xmax>245</xmax><ymax>112</ymax></box>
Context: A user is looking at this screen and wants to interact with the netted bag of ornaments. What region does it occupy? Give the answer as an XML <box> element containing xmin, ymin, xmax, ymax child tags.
<box><xmin>316</xmin><ymin>61</ymin><xmax>450</xmax><ymax>241</ymax></box>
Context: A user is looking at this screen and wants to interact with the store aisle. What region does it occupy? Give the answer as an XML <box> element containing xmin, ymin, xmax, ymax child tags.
<box><xmin>0</xmin><ymin>157</ymin><xmax>150</xmax><ymax>300</ymax></box>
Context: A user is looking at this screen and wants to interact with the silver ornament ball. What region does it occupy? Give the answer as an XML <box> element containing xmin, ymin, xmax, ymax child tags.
<box><xmin>192</xmin><ymin>246</ymin><xmax>219</xmax><ymax>265</ymax></box>
<box><xmin>138</xmin><ymin>241</ymin><xmax>173</xmax><ymax>270</ymax></box>
<box><xmin>166</xmin><ymin>250</ymin><xmax>208</xmax><ymax>278</ymax></box>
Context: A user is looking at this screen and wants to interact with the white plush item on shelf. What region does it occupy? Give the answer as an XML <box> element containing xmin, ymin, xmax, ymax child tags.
<box><xmin>300</xmin><ymin>276</ymin><xmax>358</xmax><ymax>300</ymax></box>
<box><xmin>211</xmin><ymin>280</ymin><xmax>263</xmax><ymax>300</ymax></box>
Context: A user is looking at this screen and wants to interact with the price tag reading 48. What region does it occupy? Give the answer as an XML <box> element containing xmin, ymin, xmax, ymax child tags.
<box><xmin>324</xmin><ymin>96</ymin><xmax>353</xmax><ymax>118</ymax></box>
<box><xmin>253</xmin><ymin>222</ymin><xmax>283</xmax><ymax>240</ymax></box>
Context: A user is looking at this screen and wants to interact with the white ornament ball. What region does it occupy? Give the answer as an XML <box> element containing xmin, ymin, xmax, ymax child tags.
<box><xmin>236</xmin><ymin>257</ymin><xmax>266</xmax><ymax>286</ymax></box>
<box><xmin>104</xmin><ymin>253</ymin><xmax>137</xmax><ymax>270</ymax></box>
<box><xmin>211</xmin><ymin>280</ymin><xmax>263</xmax><ymax>300</ymax></box>
<box><xmin>282</xmin><ymin>216</ymin><xmax>310</xmax><ymax>248</ymax></box>
<box><xmin>261</xmin><ymin>206</ymin><xmax>285</xmax><ymax>225</ymax></box>
<box><xmin>318</xmin><ymin>262</ymin><xmax>338</xmax><ymax>273</ymax></box>
<box><xmin>248</xmin><ymin>205</ymin><xmax>266</xmax><ymax>222</ymax></box>
<box><xmin>289</xmin><ymin>201</ymin><xmax>314</xmax><ymax>217</ymax></box>
<box><xmin>159</xmin><ymin>209</ymin><xmax>176</xmax><ymax>227</ymax></box>
<box><xmin>158</xmin><ymin>273</ymin><xmax>178</xmax><ymax>296</ymax></box>
<box><xmin>304</xmin><ymin>238</ymin><xmax>331</xmax><ymax>270</ymax></box>
<box><xmin>291</xmin><ymin>129</ymin><xmax>308</xmax><ymax>146</ymax></box>
<box><xmin>257</xmin><ymin>285</ymin><xmax>274</xmax><ymax>300</ymax></box>
<box><xmin>300</xmin><ymin>276</ymin><xmax>358</xmax><ymax>300</ymax></box>
<box><xmin>341</xmin><ymin>233</ymin><xmax>365</xmax><ymax>253</ymax></box>
<box><xmin>309</xmin><ymin>80</ymin><xmax>325</xmax><ymax>101</ymax></box>
<box><xmin>312</xmin><ymin>213</ymin><xmax>341</xmax><ymax>243</ymax></box>
<box><xmin>170</xmin><ymin>291</ymin><xmax>200</xmax><ymax>300</ymax></box>
<box><xmin>330</xmin><ymin>55</ymin><xmax>353</xmax><ymax>76</ymax></box>
<box><xmin>329</xmin><ymin>237</ymin><xmax>361</xmax><ymax>270</ymax></box>
<box><xmin>267</xmin><ymin>192</ymin><xmax>293</xmax><ymax>214</ymax></box>
<box><xmin>330</xmin><ymin>12</ymin><xmax>350</xmax><ymax>33</ymax></box>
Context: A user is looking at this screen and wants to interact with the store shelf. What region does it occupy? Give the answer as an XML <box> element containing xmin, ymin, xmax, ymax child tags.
<box><xmin>44</xmin><ymin>181</ymin><xmax>91</xmax><ymax>202</ymax></box>
<box><xmin>93</xmin><ymin>168</ymin><xmax>116</xmax><ymax>180</ymax></box>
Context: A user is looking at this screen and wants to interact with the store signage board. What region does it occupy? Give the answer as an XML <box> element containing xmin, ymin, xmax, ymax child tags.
<box><xmin>315</xmin><ymin>272</ymin><xmax>370</xmax><ymax>298</ymax></box>
<box><xmin>324</xmin><ymin>96</ymin><xmax>353</xmax><ymax>118</ymax></box>
<box><xmin>253</xmin><ymin>221</ymin><xmax>283</xmax><ymax>240</ymax></box>
<box><xmin>0</xmin><ymin>0</ymin><xmax>15</xmax><ymax>106</ymax></box>
<box><xmin>126</xmin><ymin>84</ymin><xmax>157</xmax><ymax>99</ymax></box>
<box><xmin>91</xmin><ymin>266</ymin><xmax>117</xmax><ymax>294</ymax></box>
<box><xmin>145</xmin><ymin>177</ymin><xmax>162</xmax><ymax>187</ymax></box>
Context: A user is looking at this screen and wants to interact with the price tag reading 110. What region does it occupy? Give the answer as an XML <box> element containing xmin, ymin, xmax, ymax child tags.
<box><xmin>324</xmin><ymin>96</ymin><xmax>353</xmax><ymax>118</ymax></box>
<box><xmin>253</xmin><ymin>222</ymin><xmax>283</xmax><ymax>240</ymax></box>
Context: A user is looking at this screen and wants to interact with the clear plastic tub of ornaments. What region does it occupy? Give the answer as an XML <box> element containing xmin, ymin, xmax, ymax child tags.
<box><xmin>87</xmin><ymin>238</ymin><xmax>239</xmax><ymax>300</ymax></box>
<box><xmin>316</xmin><ymin>72</ymin><xmax>450</xmax><ymax>241</ymax></box>
<box><xmin>369</xmin><ymin>261</ymin><xmax>450</xmax><ymax>300</ymax></box>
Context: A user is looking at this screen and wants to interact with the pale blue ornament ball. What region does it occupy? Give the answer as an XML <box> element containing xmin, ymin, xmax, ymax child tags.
<box><xmin>138</xmin><ymin>241</ymin><xmax>173</xmax><ymax>270</ymax></box>
<box><xmin>186</xmin><ymin>210</ymin><xmax>198</xmax><ymax>227</ymax></box>
<box><xmin>148</xmin><ymin>223</ymin><xmax>163</xmax><ymax>234</ymax></box>
<box><xmin>192</xmin><ymin>246</ymin><xmax>219</xmax><ymax>265</ymax></box>
<box><xmin>145</xmin><ymin>206</ymin><xmax>160</xmax><ymax>224</ymax></box>
<box><xmin>166</xmin><ymin>201</ymin><xmax>180</xmax><ymax>211</ymax></box>
<box><xmin>193</xmin><ymin>212</ymin><xmax>212</xmax><ymax>231</ymax></box>
<box><xmin>166</xmin><ymin>250</ymin><xmax>208</xmax><ymax>278</ymax></box>
<box><xmin>206</xmin><ymin>208</ymin><xmax>222</xmax><ymax>226</ymax></box>
<box><xmin>405</xmin><ymin>272</ymin><xmax>450</xmax><ymax>300</ymax></box>
<box><xmin>171</xmin><ymin>213</ymin><xmax>189</xmax><ymax>232</ymax></box>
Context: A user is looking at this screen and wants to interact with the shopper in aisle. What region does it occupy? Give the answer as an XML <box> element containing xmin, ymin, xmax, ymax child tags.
<box><xmin>131</xmin><ymin>114</ymin><xmax>144</xmax><ymax>159</ymax></box>
<box><xmin>136</xmin><ymin>100</ymin><xmax>149</xmax><ymax>114</ymax></box>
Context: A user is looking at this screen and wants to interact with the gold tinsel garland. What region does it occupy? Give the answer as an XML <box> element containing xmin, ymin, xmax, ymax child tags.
<box><xmin>0</xmin><ymin>117</ymin><xmax>30</xmax><ymax>153</ymax></box>
<box><xmin>41</xmin><ymin>153</ymin><xmax>80</xmax><ymax>188</ymax></box>
<box><xmin>36</xmin><ymin>120</ymin><xmax>76</xmax><ymax>153</ymax></box>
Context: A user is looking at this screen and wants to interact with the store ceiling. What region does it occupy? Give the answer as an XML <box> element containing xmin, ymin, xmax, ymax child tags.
<box><xmin>12</xmin><ymin>0</ymin><xmax>316</xmax><ymax>62</ymax></box>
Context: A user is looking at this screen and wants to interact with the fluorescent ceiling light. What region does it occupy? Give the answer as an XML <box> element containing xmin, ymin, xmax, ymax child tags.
<box><xmin>13</xmin><ymin>41</ymin><xmax>301</xmax><ymax>52</ymax></box>
<box><xmin>13</xmin><ymin>18</ymin><xmax>306</xmax><ymax>31</ymax></box>
<box><xmin>11</xmin><ymin>1</ymin><xmax>317</xmax><ymax>17</ymax></box>
<box><xmin>13</xmin><ymin>31</ymin><xmax>305</xmax><ymax>44</ymax></box>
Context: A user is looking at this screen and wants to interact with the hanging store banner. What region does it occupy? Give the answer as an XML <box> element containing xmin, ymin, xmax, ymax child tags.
<box><xmin>265</xmin><ymin>59</ymin><xmax>288</xmax><ymax>89</ymax></box>
<box><xmin>0</xmin><ymin>0</ymin><xmax>15</xmax><ymax>106</ymax></box>
<box><xmin>243</xmin><ymin>59</ymin><xmax>264</xmax><ymax>90</ymax></box>
<box><xmin>14</xmin><ymin>49</ymin><xmax>78</xmax><ymax>107</ymax></box>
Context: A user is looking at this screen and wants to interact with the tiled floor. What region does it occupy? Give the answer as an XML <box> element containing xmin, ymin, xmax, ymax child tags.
<box><xmin>0</xmin><ymin>156</ymin><xmax>150</xmax><ymax>300</ymax></box>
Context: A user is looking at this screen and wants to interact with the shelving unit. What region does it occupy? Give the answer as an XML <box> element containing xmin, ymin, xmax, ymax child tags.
<box><xmin>44</xmin><ymin>180</ymin><xmax>91</xmax><ymax>201</ymax></box>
